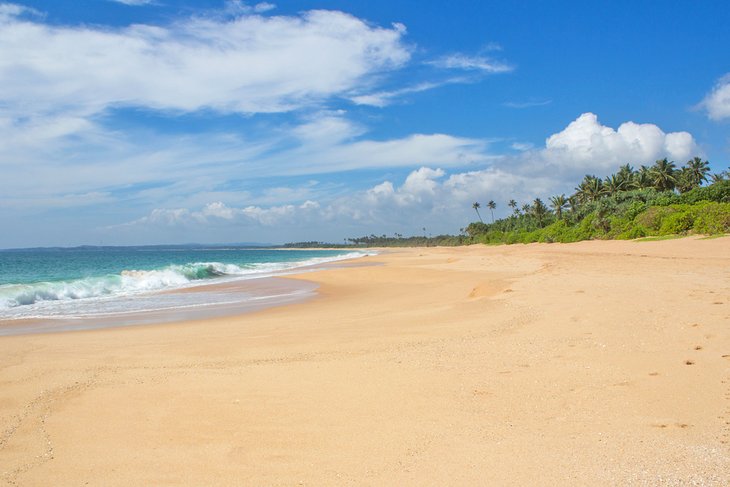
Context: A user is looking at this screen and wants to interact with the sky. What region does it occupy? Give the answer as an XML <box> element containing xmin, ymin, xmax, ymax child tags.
<box><xmin>0</xmin><ymin>0</ymin><xmax>728</xmax><ymax>247</ymax></box>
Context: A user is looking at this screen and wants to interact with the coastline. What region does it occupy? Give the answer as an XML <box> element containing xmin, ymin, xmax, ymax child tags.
<box><xmin>0</xmin><ymin>237</ymin><xmax>728</xmax><ymax>485</ymax></box>
<box><xmin>0</xmin><ymin>250</ymin><xmax>376</xmax><ymax>336</ymax></box>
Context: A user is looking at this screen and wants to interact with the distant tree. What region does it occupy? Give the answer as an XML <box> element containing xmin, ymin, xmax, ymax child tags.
<box><xmin>472</xmin><ymin>202</ymin><xmax>483</xmax><ymax>222</ymax></box>
<box><xmin>568</xmin><ymin>196</ymin><xmax>579</xmax><ymax>217</ymax></box>
<box><xmin>509</xmin><ymin>199</ymin><xmax>519</xmax><ymax>215</ymax></box>
<box><xmin>532</xmin><ymin>198</ymin><xmax>549</xmax><ymax>227</ymax></box>
<box><xmin>616</xmin><ymin>163</ymin><xmax>636</xmax><ymax>188</ymax></box>
<box><xmin>636</xmin><ymin>165</ymin><xmax>653</xmax><ymax>189</ymax></box>
<box><xmin>487</xmin><ymin>200</ymin><xmax>496</xmax><ymax>223</ymax></box>
<box><xmin>682</xmin><ymin>157</ymin><xmax>711</xmax><ymax>190</ymax></box>
<box><xmin>649</xmin><ymin>158</ymin><xmax>677</xmax><ymax>191</ymax></box>
<box><xmin>575</xmin><ymin>175</ymin><xmax>605</xmax><ymax>203</ymax></box>
<box><xmin>604</xmin><ymin>173</ymin><xmax>628</xmax><ymax>195</ymax></box>
<box><xmin>549</xmin><ymin>194</ymin><xmax>568</xmax><ymax>220</ymax></box>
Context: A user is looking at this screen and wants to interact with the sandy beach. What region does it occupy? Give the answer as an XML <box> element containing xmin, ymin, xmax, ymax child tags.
<box><xmin>1</xmin><ymin>237</ymin><xmax>728</xmax><ymax>485</ymax></box>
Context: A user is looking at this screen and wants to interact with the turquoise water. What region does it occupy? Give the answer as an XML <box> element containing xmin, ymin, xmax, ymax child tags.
<box><xmin>0</xmin><ymin>247</ymin><xmax>367</xmax><ymax>321</ymax></box>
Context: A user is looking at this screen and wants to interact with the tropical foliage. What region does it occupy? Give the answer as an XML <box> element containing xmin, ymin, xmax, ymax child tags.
<box><xmin>465</xmin><ymin>158</ymin><xmax>729</xmax><ymax>244</ymax></box>
<box><xmin>286</xmin><ymin>157</ymin><xmax>729</xmax><ymax>248</ymax></box>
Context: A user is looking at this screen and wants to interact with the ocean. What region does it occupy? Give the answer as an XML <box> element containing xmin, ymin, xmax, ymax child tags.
<box><xmin>0</xmin><ymin>247</ymin><xmax>369</xmax><ymax>334</ymax></box>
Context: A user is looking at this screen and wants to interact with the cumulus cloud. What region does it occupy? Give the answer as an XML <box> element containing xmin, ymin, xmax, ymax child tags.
<box><xmin>0</xmin><ymin>5</ymin><xmax>409</xmax><ymax>117</ymax></box>
<box><xmin>700</xmin><ymin>75</ymin><xmax>730</xmax><ymax>121</ymax></box>
<box><xmin>117</xmin><ymin>200</ymin><xmax>323</xmax><ymax>229</ymax></box>
<box><xmin>538</xmin><ymin>113</ymin><xmax>696</xmax><ymax>174</ymax></box>
<box><xmin>109</xmin><ymin>112</ymin><xmax>700</xmax><ymax>242</ymax></box>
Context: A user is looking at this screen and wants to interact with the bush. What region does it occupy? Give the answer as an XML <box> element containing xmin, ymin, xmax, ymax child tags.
<box><xmin>635</xmin><ymin>206</ymin><xmax>677</xmax><ymax>232</ymax></box>
<box><xmin>658</xmin><ymin>211</ymin><xmax>694</xmax><ymax>235</ymax></box>
<box><xmin>691</xmin><ymin>202</ymin><xmax>730</xmax><ymax>234</ymax></box>
<box><xmin>679</xmin><ymin>180</ymin><xmax>730</xmax><ymax>204</ymax></box>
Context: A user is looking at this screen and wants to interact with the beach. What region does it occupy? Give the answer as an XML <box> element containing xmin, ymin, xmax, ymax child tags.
<box><xmin>1</xmin><ymin>237</ymin><xmax>728</xmax><ymax>485</ymax></box>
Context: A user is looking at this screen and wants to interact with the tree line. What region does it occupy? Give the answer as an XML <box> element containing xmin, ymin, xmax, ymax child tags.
<box><xmin>285</xmin><ymin>157</ymin><xmax>729</xmax><ymax>248</ymax></box>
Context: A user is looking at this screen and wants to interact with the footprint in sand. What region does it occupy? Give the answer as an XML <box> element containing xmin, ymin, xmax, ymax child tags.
<box><xmin>650</xmin><ymin>423</ymin><xmax>693</xmax><ymax>429</ymax></box>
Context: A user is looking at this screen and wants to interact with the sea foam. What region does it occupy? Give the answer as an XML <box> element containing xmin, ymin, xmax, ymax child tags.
<box><xmin>0</xmin><ymin>251</ymin><xmax>369</xmax><ymax>315</ymax></box>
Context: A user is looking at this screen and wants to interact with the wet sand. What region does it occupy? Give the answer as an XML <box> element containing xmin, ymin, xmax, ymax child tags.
<box><xmin>0</xmin><ymin>237</ymin><xmax>728</xmax><ymax>485</ymax></box>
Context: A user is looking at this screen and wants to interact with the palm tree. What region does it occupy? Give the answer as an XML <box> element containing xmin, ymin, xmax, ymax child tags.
<box><xmin>616</xmin><ymin>163</ymin><xmax>636</xmax><ymax>188</ymax></box>
<box><xmin>649</xmin><ymin>158</ymin><xmax>677</xmax><ymax>191</ymax></box>
<box><xmin>508</xmin><ymin>199</ymin><xmax>519</xmax><ymax>215</ymax></box>
<box><xmin>710</xmin><ymin>172</ymin><xmax>727</xmax><ymax>183</ymax></box>
<box><xmin>487</xmin><ymin>200</ymin><xmax>496</xmax><ymax>223</ymax></box>
<box><xmin>549</xmin><ymin>194</ymin><xmax>568</xmax><ymax>220</ymax></box>
<box><xmin>532</xmin><ymin>198</ymin><xmax>549</xmax><ymax>227</ymax></box>
<box><xmin>521</xmin><ymin>203</ymin><xmax>532</xmax><ymax>215</ymax></box>
<box><xmin>472</xmin><ymin>202</ymin><xmax>483</xmax><ymax>222</ymax></box>
<box><xmin>568</xmin><ymin>196</ymin><xmax>579</xmax><ymax>217</ymax></box>
<box><xmin>636</xmin><ymin>165</ymin><xmax>653</xmax><ymax>189</ymax></box>
<box><xmin>683</xmin><ymin>157</ymin><xmax>710</xmax><ymax>189</ymax></box>
<box><xmin>604</xmin><ymin>173</ymin><xmax>628</xmax><ymax>196</ymax></box>
<box><xmin>575</xmin><ymin>175</ymin><xmax>604</xmax><ymax>203</ymax></box>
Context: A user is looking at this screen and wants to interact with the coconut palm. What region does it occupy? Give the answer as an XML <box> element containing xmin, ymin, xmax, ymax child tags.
<box><xmin>683</xmin><ymin>157</ymin><xmax>710</xmax><ymax>189</ymax></box>
<box><xmin>616</xmin><ymin>163</ymin><xmax>636</xmax><ymax>188</ymax></box>
<box><xmin>649</xmin><ymin>158</ymin><xmax>677</xmax><ymax>191</ymax></box>
<box><xmin>636</xmin><ymin>165</ymin><xmax>653</xmax><ymax>189</ymax></box>
<box><xmin>508</xmin><ymin>199</ymin><xmax>519</xmax><ymax>215</ymax></box>
<box><xmin>568</xmin><ymin>196</ymin><xmax>579</xmax><ymax>217</ymax></box>
<box><xmin>472</xmin><ymin>202</ymin><xmax>483</xmax><ymax>222</ymax></box>
<box><xmin>487</xmin><ymin>200</ymin><xmax>496</xmax><ymax>223</ymax></box>
<box><xmin>532</xmin><ymin>198</ymin><xmax>549</xmax><ymax>227</ymax></box>
<box><xmin>603</xmin><ymin>174</ymin><xmax>626</xmax><ymax>196</ymax></box>
<box><xmin>549</xmin><ymin>194</ymin><xmax>568</xmax><ymax>220</ymax></box>
<box><xmin>575</xmin><ymin>175</ymin><xmax>605</xmax><ymax>203</ymax></box>
<box><xmin>710</xmin><ymin>172</ymin><xmax>727</xmax><ymax>183</ymax></box>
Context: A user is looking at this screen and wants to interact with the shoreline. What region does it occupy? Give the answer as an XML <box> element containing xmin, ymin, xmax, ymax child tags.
<box><xmin>0</xmin><ymin>237</ymin><xmax>728</xmax><ymax>485</ymax></box>
<box><xmin>0</xmin><ymin>251</ymin><xmax>377</xmax><ymax>337</ymax></box>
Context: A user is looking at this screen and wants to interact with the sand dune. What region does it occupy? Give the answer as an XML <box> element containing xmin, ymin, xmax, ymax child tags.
<box><xmin>1</xmin><ymin>237</ymin><xmax>728</xmax><ymax>485</ymax></box>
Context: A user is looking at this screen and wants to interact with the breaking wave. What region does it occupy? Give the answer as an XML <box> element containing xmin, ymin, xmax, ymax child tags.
<box><xmin>0</xmin><ymin>252</ymin><xmax>368</xmax><ymax>311</ymax></box>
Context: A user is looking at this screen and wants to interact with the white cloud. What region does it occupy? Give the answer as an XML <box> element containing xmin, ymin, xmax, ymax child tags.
<box><xmin>0</xmin><ymin>6</ymin><xmax>410</xmax><ymax>117</ymax></box>
<box><xmin>108</xmin><ymin>112</ymin><xmax>700</xmax><ymax>242</ymax></box>
<box><xmin>429</xmin><ymin>54</ymin><xmax>513</xmax><ymax>73</ymax></box>
<box><xmin>350</xmin><ymin>81</ymin><xmax>443</xmax><ymax>107</ymax></box>
<box><xmin>109</xmin><ymin>0</ymin><xmax>154</xmax><ymax>6</ymax></box>
<box><xmin>700</xmin><ymin>75</ymin><xmax>730</xmax><ymax>121</ymax></box>
<box><xmin>503</xmin><ymin>100</ymin><xmax>552</xmax><ymax>109</ymax></box>
<box><xmin>539</xmin><ymin>112</ymin><xmax>696</xmax><ymax>174</ymax></box>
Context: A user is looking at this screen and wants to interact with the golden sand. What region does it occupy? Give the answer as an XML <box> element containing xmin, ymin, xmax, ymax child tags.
<box><xmin>1</xmin><ymin>237</ymin><xmax>728</xmax><ymax>485</ymax></box>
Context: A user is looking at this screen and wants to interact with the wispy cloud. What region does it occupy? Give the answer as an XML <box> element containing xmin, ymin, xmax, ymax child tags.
<box><xmin>350</xmin><ymin>81</ymin><xmax>445</xmax><ymax>107</ymax></box>
<box><xmin>429</xmin><ymin>54</ymin><xmax>514</xmax><ymax>73</ymax></box>
<box><xmin>108</xmin><ymin>0</ymin><xmax>155</xmax><ymax>5</ymax></box>
<box><xmin>503</xmin><ymin>99</ymin><xmax>552</xmax><ymax>109</ymax></box>
<box><xmin>699</xmin><ymin>74</ymin><xmax>730</xmax><ymax>121</ymax></box>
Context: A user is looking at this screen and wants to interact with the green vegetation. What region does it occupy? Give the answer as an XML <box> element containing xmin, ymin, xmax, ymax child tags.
<box><xmin>285</xmin><ymin>158</ymin><xmax>729</xmax><ymax>248</ymax></box>
<box><xmin>465</xmin><ymin>158</ymin><xmax>730</xmax><ymax>245</ymax></box>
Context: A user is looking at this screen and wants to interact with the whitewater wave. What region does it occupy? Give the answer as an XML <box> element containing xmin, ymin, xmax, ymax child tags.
<box><xmin>0</xmin><ymin>252</ymin><xmax>370</xmax><ymax>312</ymax></box>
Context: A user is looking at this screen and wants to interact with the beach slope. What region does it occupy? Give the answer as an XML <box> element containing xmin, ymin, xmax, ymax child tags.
<box><xmin>1</xmin><ymin>237</ymin><xmax>728</xmax><ymax>485</ymax></box>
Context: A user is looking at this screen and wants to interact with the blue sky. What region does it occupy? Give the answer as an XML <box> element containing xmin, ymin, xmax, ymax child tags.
<box><xmin>1</xmin><ymin>0</ymin><xmax>728</xmax><ymax>247</ymax></box>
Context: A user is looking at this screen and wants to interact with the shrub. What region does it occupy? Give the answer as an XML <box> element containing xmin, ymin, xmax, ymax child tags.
<box><xmin>635</xmin><ymin>206</ymin><xmax>677</xmax><ymax>232</ymax></box>
<box><xmin>691</xmin><ymin>202</ymin><xmax>730</xmax><ymax>234</ymax></box>
<box><xmin>658</xmin><ymin>211</ymin><xmax>694</xmax><ymax>235</ymax></box>
<box><xmin>679</xmin><ymin>180</ymin><xmax>730</xmax><ymax>204</ymax></box>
